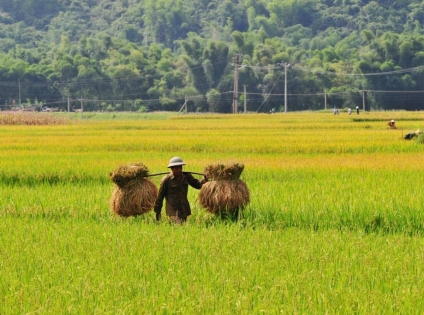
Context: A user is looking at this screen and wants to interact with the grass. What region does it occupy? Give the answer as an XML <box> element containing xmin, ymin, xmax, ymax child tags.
<box><xmin>1</xmin><ymin>110</ymin><xmax>424</xmax><ymax>313</ymax></box>
<box><xmin>2</xmin><ymin>219</ymin><xmax>424</xmax><ymax>313</ymax></box>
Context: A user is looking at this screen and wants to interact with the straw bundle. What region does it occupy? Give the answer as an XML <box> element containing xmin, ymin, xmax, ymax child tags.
<box><xmin>109</xmin><ymin>163</ymin><xmax>158</xmax><ymax>217</ymax></box>
<box><xmin>203</xmin><ymin>162</ymin><xmax>244</xmax><ymax>180</ymax></box>
<box><xmin>110</xmin><ymin>163</ymin><xmax>149</xmax><ymax>188</ymax></box>
<box><xmin>199</xmin><ymin>162</ymin><xmax>250</xmax><ymax>215</ymax></box>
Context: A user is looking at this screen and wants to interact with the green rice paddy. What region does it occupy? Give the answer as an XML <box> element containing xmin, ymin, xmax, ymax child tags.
<box><xmin>1</xmin><ymin>111</ymin><xmax>424</xmax><ymax>314</ymax></box>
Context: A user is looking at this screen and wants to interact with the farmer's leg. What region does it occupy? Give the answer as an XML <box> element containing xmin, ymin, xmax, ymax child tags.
<box><xmin>168</xmin><ymin>215</ymin><xmax>187</xmax><ymax>224</ymax></box>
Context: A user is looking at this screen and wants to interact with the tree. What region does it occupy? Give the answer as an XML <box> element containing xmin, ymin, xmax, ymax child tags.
<box><xmin>206</xmin><ymin>88</ymin><xmax>220</xmax><ymax>112</ymax></box>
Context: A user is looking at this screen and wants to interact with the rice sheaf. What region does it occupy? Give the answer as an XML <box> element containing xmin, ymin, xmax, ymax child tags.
<box><xmin>199</xmin><ymin>162</ymin><xmax>250</xmax><ymax>214</ymax></box>
<box><xmin>109</xmin><ymin>163</ymin><xmax>158</xmax><ymax>217</ymax></box>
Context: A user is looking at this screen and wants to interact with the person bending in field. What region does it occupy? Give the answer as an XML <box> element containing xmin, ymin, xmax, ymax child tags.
<box><xmin>404</xmin><ymin>129</ymin><xmax>423</xmax><ymax>140</ymax></box>
<box><xmin>154</xmin><ymin>157</ymin><xmax>207</xmax><ymax>224</ymax></box>
<box><xmin>387</xmin><ymin>119</ymin><xmax>397</xmax><ymax>129</ymax></box>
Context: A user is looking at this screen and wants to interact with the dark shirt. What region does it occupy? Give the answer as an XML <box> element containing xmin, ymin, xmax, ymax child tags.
<box><xmin>154</xmin><ymin>172</ymin><xmax>203</xmax><ymax>218</ymax></box>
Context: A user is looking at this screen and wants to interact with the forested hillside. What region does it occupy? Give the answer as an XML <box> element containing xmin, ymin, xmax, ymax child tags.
<box><xmin>1</xmin><ymin>0</ymin><xmax>424</xmax><ymax>112</ymax></box>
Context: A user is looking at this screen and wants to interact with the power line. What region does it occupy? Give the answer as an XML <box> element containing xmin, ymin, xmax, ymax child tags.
<box><xmin>294</xmin><ymin>64</ymin><xmax>424</xmax><ymax>76</ymax></box>
<box><xmin>2</xmin><ymin>89</ymin><xmax>424</xmax><ymax>110</ymax></box>
<box><xmin>233</xmin><ymin>63</ymin><xmax>424</xmax><ymax>76</ymax></box>
<box><xmin>2</xmin><ymin>55</ymin><xmax>424</xmax><ymax>112</ymax></box>
<box><xmin>256</xmin><ymin>69</ymin><xmax>285</xmax><ymax>113</ymax></box>
<box><xmin>0</xmin><ymin>60</ymin><xmax>422</xmax><ymax>91</ymax></box>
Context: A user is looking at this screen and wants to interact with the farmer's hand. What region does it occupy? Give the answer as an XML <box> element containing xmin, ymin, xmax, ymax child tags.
<box><xmin>201</xmin><ymin>175</ymin><xmax>208</xmax><ymax>184</ymax></box>
<box><xmin>155</xmin><ymin>212</ymin><xmax>161</xmax><ymax>221</ymax></box>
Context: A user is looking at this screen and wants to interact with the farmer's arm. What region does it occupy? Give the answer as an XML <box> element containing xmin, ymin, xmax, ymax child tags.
<box><xmin>187</xmin><ymin>173</ymin><xmax>208</xmax><ymax>189</ymax></box>
<box><xmin>154</xmin><ymin>176</ymin><xmax>168</xmax><ymax>219</ymax></box>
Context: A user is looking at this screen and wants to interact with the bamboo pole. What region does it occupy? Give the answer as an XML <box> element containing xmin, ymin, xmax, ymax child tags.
<box><xmin>147</xmin><ymin>171</ymin><xmax>205</xmax><ymax>177</ymax></box>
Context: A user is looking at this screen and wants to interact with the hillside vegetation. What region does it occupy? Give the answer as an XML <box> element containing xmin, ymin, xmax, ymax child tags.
<box><xmin>1</xmin><ymin>0</ymin><xmax>424</xmax><ymax>112</ymax></box>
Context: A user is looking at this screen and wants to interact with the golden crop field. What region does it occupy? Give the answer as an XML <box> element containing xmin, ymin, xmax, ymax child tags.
<box><xmin>1</xmin><ymin>111</ymin><xmax>424</xmax><ymax>313</ymax></box>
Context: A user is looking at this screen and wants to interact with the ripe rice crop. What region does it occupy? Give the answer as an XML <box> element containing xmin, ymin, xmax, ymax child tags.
<box><xmin>0</xmin><ymin>112</ymin><xmax>69</xmax><ymax>125</ymax></box>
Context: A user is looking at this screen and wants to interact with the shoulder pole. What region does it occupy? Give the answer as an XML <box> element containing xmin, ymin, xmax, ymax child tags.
<box><xmin>146</xmin><ymin>171</ymin><xmax>205</xmax><ymax>177</ymax></box>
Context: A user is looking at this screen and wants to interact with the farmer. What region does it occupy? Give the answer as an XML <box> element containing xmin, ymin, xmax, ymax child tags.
<box><xmin>387</xmin><ymin>119</ymin><xmax>397</xmax><ymax>129</ymax></box>
<box><xmin>154</xmin><ymin>157</ymin><xmax>207</xmax><ymax>224</ymax></box>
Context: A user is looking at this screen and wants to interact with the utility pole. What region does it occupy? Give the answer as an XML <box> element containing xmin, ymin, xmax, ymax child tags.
<box><xmin>18</xmin><ymin>79</ymin><xmax>21</xmax><ymax>107</ymax></box>
<box><xmin>324</xmin><ymin>90</ymin><xmax>327</xmax><ymax>110</ymax></box>
<box><xmin>68</xmin><ymin>96</ymin><xmax>70</xmax><ymax>118</ymax></box>
<box><xmin>280</xmin><ymin>62</ymin><xmax>294</xmax><ymax>113</ymax></box>
<box><xmin>362</xmin><ymin>90</ymin><xmax>366</xmax><ymax>111</ymax></box>
<box><xmin>244</xmin><ymin>84</ymin><xmax>247</xmax><ymax>113</ymax></box>
<box><xmin>80</xmin><ymin>97</ymin><xmax>83</xmax><ymax>119</ymax></box>
<box><xmin>284</xmin><ymin>64</ymin><xmax>288</xmax><ymax>113</ymax></box>
<box><xmin>232</xmin><ymin>54</ymin><xmax>242</xmax><ymax>114</ymax></box>
<box><xmin>178</xmin><ymin>96</ymin><xmax>188</xmax><ymax>113</ymax></box>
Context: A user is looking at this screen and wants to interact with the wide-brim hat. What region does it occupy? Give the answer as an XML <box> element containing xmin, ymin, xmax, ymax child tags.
<box><xmin>167</xmin><ymin>157</ymin><xmax>186</xmax><ymax>168</ymax></box>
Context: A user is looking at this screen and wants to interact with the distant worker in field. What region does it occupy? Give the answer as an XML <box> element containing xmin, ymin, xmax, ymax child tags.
<box><xmin>387</xmin><ymin>119</ymin><xmax>397</xmax><ymax>129</ymax></box>
<box><xmin>404</xmin><ymin>129</ymin><xmax>422</xmax><ymax>140</ymax></box>
<box><xmin>347</xmin><ymin>107</ymin><xmax>352</xmax><ymax>115</ymax></box>
<box><xmin>356</xmin><ymin>106</ymin><xmax>360</xmax><ymax>114</ymax></box>
<box><xmin>154</xmin><ymin>157</ymin><xmax>207</xmax><ymax>224</ymax></box>
<box><xmin>333</xmin><ymin>107</ymin><xmax>339</xmax><ymax>115</ymax></box>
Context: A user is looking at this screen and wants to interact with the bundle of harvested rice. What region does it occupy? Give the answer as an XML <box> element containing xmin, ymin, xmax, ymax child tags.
<box><xmin>110</xmin><ymin>163</ymin><xmax>149</xmax><ymax>188</ymax></box>
<box><xmin>199</xmin><ymin>162</ymin><xmax>250</xmax><ymax>215</ymax></box>
<box><xmin>109</xmin><ymin>163</ymin><xmax>158</xmax><ymax>217</ymax></box>
<box><xmin>203</xmin><ymin>162</ymin><xmax>244</xmax><ymax>180</ymax></box>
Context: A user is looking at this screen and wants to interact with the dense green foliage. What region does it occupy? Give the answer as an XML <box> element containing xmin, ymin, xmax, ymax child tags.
<box><xmin>1</xmin><ymin>0</ymin><xmax>424</xmax><ymax>112</ymax></box>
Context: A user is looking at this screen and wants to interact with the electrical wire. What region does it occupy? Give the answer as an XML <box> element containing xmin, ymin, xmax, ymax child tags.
<box><xmin>1</xmin><ymin>57</ymin><xmax>424</xmax><ymax>109</ymax></box>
